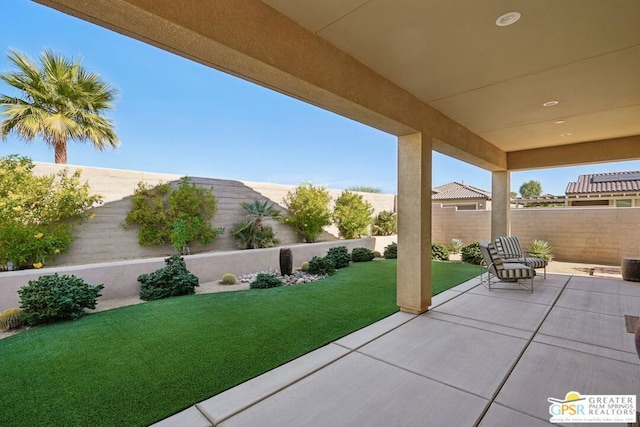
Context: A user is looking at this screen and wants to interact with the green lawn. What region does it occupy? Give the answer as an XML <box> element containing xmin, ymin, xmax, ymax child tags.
<box><xmin>0</xmin><ymin>259</ymin><xmax>480</xmax><ymax>426</ymax></box>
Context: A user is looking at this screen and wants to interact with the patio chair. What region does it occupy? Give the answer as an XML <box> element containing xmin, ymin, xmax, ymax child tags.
<box><xmin>495</xmin><ymin>236</ymin><xmax>547</xmax><ymax>278</ymax></box>
<box><xmin>479</xmin><ymin>241</ymin><xmax>535</xmax><ymax>292</ymax></box>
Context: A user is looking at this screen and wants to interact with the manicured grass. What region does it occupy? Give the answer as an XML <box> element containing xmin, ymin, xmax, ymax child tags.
<box><xmin>0</xmin><ymin>259</ymin><xmax>480</xmax><ymax>426</ymax></box>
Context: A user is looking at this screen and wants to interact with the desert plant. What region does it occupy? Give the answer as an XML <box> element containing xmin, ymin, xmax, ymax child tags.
<box><xmin>18</xmin><ymin>274</ymin><xmax>103</xmax><ymax>325</ymax></box>
<box><xmin>300</xmin><ymin>261</ymin><xmax>310</xmax><ymax>272</ymax></box>
<box><xmin>138</xmin><ymin>255</ymin><xmax>199</xmax><ymax>301</ymax></box>
<box><xmin>125</xmin><ymin>177</ymin><xmax>224</xmax><ymax>252</ymax></box>
<box><xmin>308</xmin><ymin>256</ymin><xmax>336</xmax><ymax>276</ymax></box>
<box><xmin>221</xmin><ymin>273</ymin><xmax>237</xmax><ymax>285</ymax></box>
<box><xmin>448</xmin><ymin>238</ymin><xmax>464</xmax><ymax>255</ymax></box>
<box><xmin>332</xmin><ymin>190</ymin><xmax>374</xmax><ymax>239</ymax></box>
<box><xmin>282</xmin><ymin>182</ymin><xmax>332</xmax><ymax>243</ymax></box>
<box><xmin>371</xmin><ymin>211</ymin><xmax>397</xmax><ymax>236</ymax></box>
<box><xmin>326</xmin><ymin>246</ymin><xmax>351</xmax><ymax>269</ymax></box>
<box><xmin>0</xmin><ymin>155</ymin><xmax>101</xmax><ymax>269</ymax></box>
<box><xmin>528</xmin><ymin>240</ymin><xmax>554</xmax><ymax>262</ymax></box>
<box><xmin>250</xmin><ymin>272</ymin><xmax>283</xmax><ymax>289</ymax></box>
<box><xmin>373</xmin><ymin>251</ymin><xmax>382</xmax><ymax>258</ymax></box>
<box><xmin>431</xmin><ymin>243</ymin><xmax>450</xmax><ymax>261</ymax></box>
<box><xmin>461</xmin><ymin>241</ymin><xmax>483</xmax><ymax>265</ymax></box>
<box><xmin>231</xmin><ymin>199</ymin><xmax>281</xmax><ymax>249</ymax></box>
<box><xmin>351</xmin><ymin>247</ymin><xmax>375</xmax><ymax>262</ymax></box>
<box><xmin>383</xmin><ymin>242</ymin><xmax>398</xmax><ymax>259</ymax></box>
<box><xmin>0</xmin><ymin>308</ymin><xmax>24</xmax><ymax>330</ymax></box>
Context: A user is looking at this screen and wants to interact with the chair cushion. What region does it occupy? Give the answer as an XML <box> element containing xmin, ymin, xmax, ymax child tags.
<box><xmin>496</xmin><ymin>236</ymin><xmax>523</xmax><ymax>258</ymax></box>
<box><xmin>499</xmin><ymin>262</ymin><xmax>536</xmax><ymax>280</ymax></box>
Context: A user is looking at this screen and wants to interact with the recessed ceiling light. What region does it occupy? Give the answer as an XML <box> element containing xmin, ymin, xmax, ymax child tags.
<box><xmin>543</xmin><ymin>100</ymin><xmax>559</xmax><ymax>107</ymax></box>
<box><xmin>560</xmin><ymin>132</ymin><xmax>572</xmax><ymax>137</ymax></box>
<box><xmin>555</xmin><ymin>120</ymin><xmax>566</xmax><ymax>124</ymax></box>
<box><xmin>496</xmin><ymin>12</ymin><xmax>521</xmax><ymax>27</ymax></box>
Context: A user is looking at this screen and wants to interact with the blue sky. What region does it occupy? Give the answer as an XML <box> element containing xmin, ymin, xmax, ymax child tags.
<box><xmin>1</xmin><ymin>0</ymin><xmax>638</xmax><ymax>196</ymax></box>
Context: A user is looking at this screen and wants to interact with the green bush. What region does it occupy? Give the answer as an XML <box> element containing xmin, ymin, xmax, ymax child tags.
<box><xmin>431</xmin><ymin>242</ymin><xmax>450</xmax><ymax>261</ymax></box>
<box><xmin>282</xmin><ymin>182</ymin><xmax>332</xmax><ymax>243</ymax></box>
<box><xmin>461</xmin><ymin>242</ymin><xmax>483</xmax><ymax>265</ymax></box>
<box><xmin>448</xmin><ymin>238</ymin><xmax>464</xmax><ymax>255</ymax></box>
<box><xmin>351</xmin><ymin>247</ymin><xmax>375</xmax><ymax>262</ymax></box>
<box><xmin>138</xmin><ymin>256</ymin><xmax>199</xmax><ymax>301</ymax></box>
<box><xmin>308</xmin><ymin>256</ymin><xmax>336</xmax><ymax>276</ymax></box>
<box><xmin>332</xmin><ymin>190</ymin><xmax>374</xmax><ymax>239</ymax></box>
<box><xmin>300</xmin><ymin>261</ymin><xmax>310</xmax><ymax>272</ymax></box>
<box><xmin>528</xmin><ymin>240</ymin><xmax>554</xmax><ymax>262</ymax></box>
<box><xmin>372</xmin><ymin>211</ymin><xmax>397</xmax><ymax>236</ymax></box>
<box><xmin>326</xmin><ymin>246</ymin><xmax>351</xmax><ymax>269</ymax></box>
<box><xmin>373</xmin><ymin>251</ymin><xmax>382</xmax><ymax>258</ymax></box>
<box><xmin>221</xmin><ymin>273</ymin><xmax>237</xmax><ymax>285</ymax></box>
<box><xmin>0</xmin><ymin>155</ymin><xmax>101</xmax><ymax>269</ymax></box>
<box><xmin>18</xmin><ymin>274</ymin><xmax>104</xmax><ymax>325</ymax></box>
<box><xmin>124</xmin><ymin>177</ymin><xmax>224</xmax><ymax>254</ymax></box>
<box><xmin>383</xmin><ymin>242</ymin><xmax>398</xmax><ymax>259</ymax></box>
<box><xmin>250</xmin><ymin>272</ymin><xmax>283</xmax><ymax>289</ymax></box>
<box><xmin>0</xmin><ymin>308</ymin><xmax>24</xmax><ymax>330</ymax></box>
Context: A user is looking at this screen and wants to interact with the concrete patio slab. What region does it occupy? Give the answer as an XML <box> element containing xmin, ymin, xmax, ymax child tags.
<box><xmin>219</xmin><ymin>352</ymin><xmax>488</xmax><ymax>427</ymax></box>
<box><xmin>334</xmin><ymin>311</ymin><xmax>415</xmax><ymax>350</ymax></box>
<box><xmin>567</xmin><ymin>276</ymin><xmax>640</xmax><ymax>297</ymax></box>
<box><xmin>468</xmin><ymin>282</ymin><xmax>564</xmax><ymax>306</ymax></box>
<box><xmin>151</xmin><ymin>406</ymin><xmax>212</xmax><ymax>427</ymax></box>
<box><xmin>433</xmin><ymin>292</ymin><xmax>550</xmax><ymax>332</ymax></box>
<box><xmin>479</xmin><ymin>402</ymin><xmax>554</xmax><ymax>427</ymax></box>
<box><xmin>496</xmin><ymin>341</ymin><xmax>640</xmax><ymax>422</ymax></box>
<box><xmin>197</xmin><ymin>343</ymin><xmax>350</xmax><ymax>424</ymax></box>
<box><xmin>534</xmin><ymin>334</ymin><xmax>640</xmax><ymax>366</ymax></box>
<box><xmin>423</xmin><ymin>310</ymin><xmax>532</xmax><ymax>340</ymax></box>
<box><xmin>555</xmin><ymin>288</ymin><xmax>640</xmax><ymax>317</ymax></box>
<box><xmin>448</xmin><ymin>276</ymin><xmax>483</xmax><ymax>292</ymax></box>
<box><xmin>539</xmin><ymin>306</ymin><xmax>636</xmax><ymax>354</ymax></box>
<box><xmin>429</xmin><ymin>289</ymin><xmax>463</xmax><ymax>308</ymax></box>
<box><xmin>358</xmin><ymin>315</ymin><xmax>527</xmax><ymax>398</ymax></box>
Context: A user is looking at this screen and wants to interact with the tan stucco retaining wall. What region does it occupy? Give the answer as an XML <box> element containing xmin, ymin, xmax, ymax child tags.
<box><xmin>0</xmin><ymin>238</ymin><xmax>375</xmax><ymax>312</ymax></box>
<box><xmin>432</xmin><ymin>205</ymin><xmax>640</xmax><ymax>265</ymax></box>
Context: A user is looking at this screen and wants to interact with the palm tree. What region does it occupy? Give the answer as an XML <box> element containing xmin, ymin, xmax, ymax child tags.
<box><xmin>0</xmin><ymin>49</ymin><xmax>119</xmax><ymax>163</ymax></box>
<box><xmin>232</xmin><ymin>199</ymin><xmax>282</xmax><ymax>249</ymax></box>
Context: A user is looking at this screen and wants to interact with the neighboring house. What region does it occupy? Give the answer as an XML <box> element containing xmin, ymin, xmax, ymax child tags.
<box><xmin>565</xmin><ymin>171</ymin><xmax>640</xmax><ymax>207</ymax></box>
<box><xmin>432</xmin><ymin>182</ymin><xmax>491</xmax><ymax>210</ymax></box>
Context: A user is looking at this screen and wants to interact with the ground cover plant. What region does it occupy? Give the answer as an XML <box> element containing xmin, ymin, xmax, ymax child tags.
<box><xmin>0</xmin><ymin>260</ymin><xmax>480</xmax><ymax>426</ymax></box>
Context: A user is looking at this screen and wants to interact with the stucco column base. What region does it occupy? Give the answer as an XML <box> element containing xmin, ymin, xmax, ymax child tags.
<box><xmin>397</xmin><ymin>133</ymin><xmax>432</xmax><ymax>314</ymax></box>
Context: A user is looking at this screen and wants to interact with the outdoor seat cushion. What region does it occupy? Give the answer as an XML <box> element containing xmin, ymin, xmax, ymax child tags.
<box><xmin>504</xmin><ymin>256</ymin><xmax>547</xmax><ymax>269</ymax></box>
<box><xmin>498</xmin><ymin>262</ymin><xmax>536</xmax><ymax>280</ymax></box>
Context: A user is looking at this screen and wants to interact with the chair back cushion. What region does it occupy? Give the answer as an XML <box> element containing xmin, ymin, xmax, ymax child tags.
<box><xmin>495</xmin><ymin>236</ymin><xmax>523</xmax><ymax>258</ymax></box>
<box><xmin>480</xmin><ymin>241</ymin><xmax>504</xmax><ymax>276</ymax></box>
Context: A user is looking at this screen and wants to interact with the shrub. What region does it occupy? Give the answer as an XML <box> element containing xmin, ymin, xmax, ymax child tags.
<box><xmin>300</xmin><ymin>261</ymin><xmax>310</xmax><ymax>272</ymax></box>
<box><xmin>18</xmin><ymin>274</ymin><xmax>104</xmax><ymax>325</ymax></box>
<box><xmin>528</xmin><ymin>240</ymin><xmax>554</xmax><ymax>262</ymax></box>
<box><xmin>372</xmin><ymin>211</ymin><xmax>397</xmax><ymax>236</ymax></box>
<box><xmin>0</xmin><ymin>308</ymin><xmax>24</xmax><ymax>330</ymax></box>
<box><xmin>231</xmin><ymin>199</ymin><xmax>281</xmax><ymax>249</ymax></box>
<box><xmin>124</xmin><ymin>177</ymin><xmax>224</xmax><ymax>254</ymax></box>
<box><xmin>138</xmin><ymin>255</ymin><xmax>199</xmax><ymax>301</ymax></box>
<box><xmin>250</xmin><ymin>272</ymin><xmax>283</xmax><ymax>289</ymax></box>
<box><xmin>326</xmin><ymin>246</ymin><xmax>351</xmax><ymax>269</ymax></box>
<box><xmin>332</xmin><ymin>190</ymin><xmax>374</xmax><ymax>239</ymax></box>
<box><xmin>431</xmin><ymin>242</ymin><xmax>450</xmax><ymax>261</ymax></box>
<box><xmin>282</xmin><ymin>182</ymin><xmax>332</xmax><ymax>243</ymax></box>
<box><xmin>351</xmin><ymin>247</ymin><xmax>375</xmax><ymax>262</ymax></box>
<box><xmin>346</xmin><ymin>186</ymin><xmax>382</xmax><ymax>193</ymax></box>
<box><xmin>448</xmin><ymin>238</ymin><xmax>464</xmax><ymax>255</ymax></box>
<box><xmin>221</xmin><ymin>273</ymin><xmax>237</xmax><ymax>285</ymax></box>
<box><xmin>373</xmin><ymin>251</ymin><xmax>382</xmax><ymax>258</ymax></box>
<box><xmin>0</xmin><ymin>155</ymin><xmax>101</xmax><ymax>269</ymax></box>
<box><xmin>461</xmin><ymin>242</ymin><xmax>483</xmax><ymax>265</ymax></box>
<box><xmin>308</xmin><ymin>256</ymin><xmax>336</xmax><ymax>276</ymax></box>
<box><xmin>383</xmin><ymin>242</ymin><xmax>398</xmax><ymax>259</ymax></box>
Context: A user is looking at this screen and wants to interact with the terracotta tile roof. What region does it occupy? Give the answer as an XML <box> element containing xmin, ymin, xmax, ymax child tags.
<box><xmin>432</xmin><ymin>182</ymin><xmax>491</xmax><ymax>200</ymax></box>
<box><xmin>565</xmin><ymin>171</ymin><xmax>640</xmax><ymax>195</ymax></box>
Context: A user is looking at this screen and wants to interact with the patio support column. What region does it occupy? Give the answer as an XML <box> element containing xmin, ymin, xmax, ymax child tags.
<box><xmin>491</xmin><ymin>170</ymin><xmax>511</xmax><ymax>241</ymax></box>
<box><xmin>397</xmin><ymin>132</ymin><xmax>432</xmax><ymax>314</ymax></box>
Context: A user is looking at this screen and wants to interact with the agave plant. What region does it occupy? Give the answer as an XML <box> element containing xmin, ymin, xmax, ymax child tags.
<box><xmin>528</xmin><ymin>240</ymin><xmax>554</xmax><ymax>262</ymax></box>
<box><xmin>231</xmin><ymin>199</ymin><xmax>281</xmax><ymax>249</ymax></box>
<box><xmin>448</xmin><ymin>238</ymin><xmax>464</xmax><ymax>254</ymax></box>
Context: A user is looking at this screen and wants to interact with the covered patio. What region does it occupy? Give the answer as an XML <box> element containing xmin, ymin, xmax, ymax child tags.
<box><xmin>157</xmin><ymin>273</ymin><xmax>639</xmax><ymax>426</ymax></box>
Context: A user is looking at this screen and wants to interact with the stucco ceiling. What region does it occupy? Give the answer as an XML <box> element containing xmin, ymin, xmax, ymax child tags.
<box><xmin>263</xmin><ymin>0</ymin><xmax>640</xmax><ymax>152</ymax></box>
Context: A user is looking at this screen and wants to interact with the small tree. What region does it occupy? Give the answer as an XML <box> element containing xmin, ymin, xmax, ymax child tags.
<box><xmin>519</xmin><ymin>180</ymin><xmax>542</xmax><ymax>198</ymax></box>
<box><xmin>282</xmin><ymin>182</ymin><xmax>332</xmax><ymax>243</ymax></box>
<box><xmin>371</xmin><ymin>210</ymin><xmax>397</xmax><ymax>236</ymax></box>
<box><xmin>332</xmin><ymin>190</ymin><xmax>374</xmax><ymax>239</ymax></box>
<box><xmin>231</xmin><ymin>199</ymin><xmax>281</xmax><ymax>249</ymax></box>
<box><xmin>346</xmin><ymin>186</ymin><xmax>382</xmax><ymax>193</ymax></box>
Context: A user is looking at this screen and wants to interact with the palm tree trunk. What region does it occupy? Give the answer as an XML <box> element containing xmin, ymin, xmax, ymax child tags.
<box><xmin>54</xmin><ymin>138</ymin><xmax>67</xmax><ymax>164</ymax></box>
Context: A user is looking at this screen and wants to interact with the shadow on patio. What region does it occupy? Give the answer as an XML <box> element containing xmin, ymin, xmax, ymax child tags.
<box><xmin>156</xmin><ymin>274</ymin><xmax>639</xmax><ymax>427</ymax></box>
